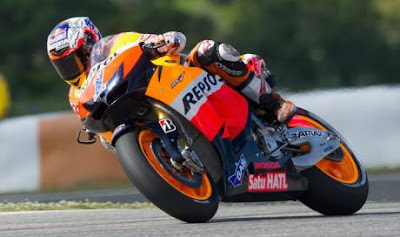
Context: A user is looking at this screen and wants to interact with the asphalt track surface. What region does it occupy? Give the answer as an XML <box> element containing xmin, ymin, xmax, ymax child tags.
<box><xmin>0</xmin><ymin>202</ymin><xmax>399</xmax><ymax>237</ymax></box>
<box><xmin>0</xmin><ymin>174</ymin><xmax>398</xmax><ymax>203</ymax></box>
<box><xmin>0</xmin><ymin>174</ymin><xmax>399</xmax><ymax>237</ymax></box>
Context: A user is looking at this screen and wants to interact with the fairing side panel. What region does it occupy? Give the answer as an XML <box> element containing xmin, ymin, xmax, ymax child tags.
<box><xmin>205</xmin><ymin>85</ymin><xmax>248</xmax><ymax>140</ymax></box>
<box><xmin>78</xmin><ymin>43</ymin><xmax>145</xmax><ymax>122</ymax></box>
<box><xmin>145</xmin><ymin>56</ymin><xmax>249</xmax><ymax>141</ymax></box>
<box><xmin>80</xmin><ymin>45</ymin><xmax>143</xmax><ymax>105</ymax></box>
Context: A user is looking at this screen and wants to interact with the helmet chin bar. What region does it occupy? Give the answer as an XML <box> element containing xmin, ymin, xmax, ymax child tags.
<box><xmin>66</xmin><ymin>74</ymin><xmax>82</xmax><ymax>87</ymax></box>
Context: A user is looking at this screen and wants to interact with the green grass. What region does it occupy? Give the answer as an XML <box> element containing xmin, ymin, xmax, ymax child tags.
<box><xmin>0</xmin><ymin>200</ymin><xmax>154</xmax><ymax>212</ymax></box>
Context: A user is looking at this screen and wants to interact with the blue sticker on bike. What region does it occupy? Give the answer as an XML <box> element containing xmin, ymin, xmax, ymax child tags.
<box><xmin>228</xmin><ymin>154</ymin><xmax>247</xmax><ymax>187</ymax></box>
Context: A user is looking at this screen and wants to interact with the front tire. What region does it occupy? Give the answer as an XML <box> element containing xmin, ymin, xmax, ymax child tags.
<box><xmin>290</xmin><ymin>111</ymin><xmax>369</xmax><ymax>215</ymax></box>
<box><xmin>115</xmin><ymin>130</ymin><xmax>219</xmax><ymax>223</ymax></box>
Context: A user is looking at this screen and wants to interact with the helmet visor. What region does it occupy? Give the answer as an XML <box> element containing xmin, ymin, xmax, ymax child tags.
<box><xmin>51</xmin><ymin>53</ymin><xmax>85</xmax><ymax>83</ymax></box>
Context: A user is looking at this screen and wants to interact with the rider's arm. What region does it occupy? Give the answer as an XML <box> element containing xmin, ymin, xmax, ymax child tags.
<box><xmin>68</xmin><ymin>86</ymin><xmax>81</xmax><ymax>115</ymax></box>
<box><xmin>140</xmin><ymin>32</ymin><xmax>186</xmax><ymax>59</ymax></box>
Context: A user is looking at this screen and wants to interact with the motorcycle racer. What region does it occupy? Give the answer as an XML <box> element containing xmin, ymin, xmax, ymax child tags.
<box><xmin>47</xmin><ymin>17</ymin><xmax>296</xmax><ymax>148</ymax></box>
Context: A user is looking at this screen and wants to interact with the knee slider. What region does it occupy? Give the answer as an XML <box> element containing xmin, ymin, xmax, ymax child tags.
<box><xmin>218</xmin><ymin>43</ymin><xmax>240</xmax><ymax>62</ymax></box>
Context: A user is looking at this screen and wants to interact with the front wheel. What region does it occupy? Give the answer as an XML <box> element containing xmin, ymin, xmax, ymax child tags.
<box><xmin>115</xmin><ymin>129</ymin><xmax>219</xmax><ymax>223</ymax></box>
<box><xmin>289</xmin><ymin>110</ymin><xmax>369</xmax><ymax>215</ymax></box>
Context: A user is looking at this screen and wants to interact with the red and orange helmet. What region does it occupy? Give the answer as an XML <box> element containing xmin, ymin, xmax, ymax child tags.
<box><xmin>47</xmin><ymin>17</ymin><xmax>102</xmax><ymax>86</ymax></box>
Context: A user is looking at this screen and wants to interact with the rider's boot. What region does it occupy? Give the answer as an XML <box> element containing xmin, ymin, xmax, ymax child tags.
<box><xmin>259</xmin><ymin>92</ymin><xmax>297</xmax><ymax>124</ymax></box>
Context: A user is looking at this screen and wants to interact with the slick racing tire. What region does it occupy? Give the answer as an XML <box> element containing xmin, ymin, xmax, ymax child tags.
<box><xmin>115</xmin><ymin>129</ymin><xmax>220</xmax><ymax>223</ymax></box>
<box><xmin>289</xmin><ymin>109</ymin><xmax>369</xmax><ymax>215</ymax></box>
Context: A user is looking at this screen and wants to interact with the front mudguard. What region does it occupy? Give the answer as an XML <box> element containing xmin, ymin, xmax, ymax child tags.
<box><xmin>290</xmin><ymin>107</ymin><xmax>368</xmax><ymax>188</ymax></box>
<box><xmin>111</xmin><ymin>120</ymin><xmax>184</xmax><ymax>163</ymax></box>
<box><xmin>286</xmin><ymin>127</ymin><xmax>341</xmax><ymax>171</ymax></box>
<box><xmin>111</xmin><ymin>123</ymin><xmax>135</xmax><ymax>146</ymax></box>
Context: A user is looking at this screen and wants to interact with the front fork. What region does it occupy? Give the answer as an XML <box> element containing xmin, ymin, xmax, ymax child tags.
<box><xmin>151</xmin><ymin>104</ymin><xmax>205</xmax><ymax>173</ymax></box>
<box><xmin>110</xmin><ymin>102</ymin><xmax>205</xmax><ymax>174</ymax></box>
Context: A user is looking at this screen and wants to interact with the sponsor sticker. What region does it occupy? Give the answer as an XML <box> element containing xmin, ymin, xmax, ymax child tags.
<box><xmin>49</xmin><ymin>28</ymin><xmax>67</xmax><ymax>44</ymax></box>
<box><xmin>93</xmin><ymin>70</ymin><xmax>105</xmax><ymax>102</ymax></box>
<box><xmin>181</xmin><ymin>74</ymin><xmax>220</xmax><ymax>114</ymax></box>
<box><xmin>291</xmin><ymin>130</ymin><xmax>324</xmax><ymax>140</ymax></box>
<box><xmin>169</xmin><ymin>72</ymin><xmax>223</xmax><ymax>121</ymax></box>
<box><xmin>253</xmin><ymin>161</ymin><xmax>281</xmax><ymax>170</ymax></box>
<box><xmin>48</xmin><ymin>39</ymin><xmax>69</xmax><ymax>51</ymax></box>
<box><xmin>171</xmin><ymin>71</ymin><xmax>185</xmax><ymax>88</ymax></box>
<box><xmin>159</xmin><ymin>118</ymin><xmax>176</xmax><ymax>134</ymax></box>
<box><xmin>88</xmin><ymin>51</ymin><xmax>120</xmax><ymax>79</ymax></box>
<box><xmin>248</xmin><ymin>172</ymin><xmax>288</xmax><ymax>192</ymax></box>
<box><xmin>228</xmin><ymin>154</ymin><xmax>247</xmax><ymax>187</ymax></box>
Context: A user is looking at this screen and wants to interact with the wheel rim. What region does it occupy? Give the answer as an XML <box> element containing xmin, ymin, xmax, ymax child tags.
<box><xmin>138</xmin><ymin>129</ymin><xmax>212</xmax><ymax>200</ymax></box>
<box><xmin>289</xmin><ymin>115</ymin><xmax>360</xmax><ymax>184</ymax></box>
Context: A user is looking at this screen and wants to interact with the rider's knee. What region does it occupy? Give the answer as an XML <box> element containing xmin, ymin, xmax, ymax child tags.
<box><xmin>187</xmin><ymin>40</ymin><xmax>251</xmax><ymax>87</ymax></box>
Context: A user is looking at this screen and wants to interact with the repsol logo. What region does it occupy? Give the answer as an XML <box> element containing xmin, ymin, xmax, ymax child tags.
<box><xmin>88</xmin><ymin>51</ymin><xmax>120</xmax><ymax>79</ymax></box>
<box><xmin>182</xmin><ymin>74</ymin><xmax>220</xmax><ymax>114</ymax></box>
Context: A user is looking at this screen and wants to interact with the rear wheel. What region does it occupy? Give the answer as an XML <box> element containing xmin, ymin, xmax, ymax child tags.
<box><xmin>115</xmin><ymin>128</ymin><xmax>220</xmax><ymax>223</ymax></box>
<box><xmin>289</xmin><ymin>111</ymin><xmax>368</xmax><ymax>215</ymax></box>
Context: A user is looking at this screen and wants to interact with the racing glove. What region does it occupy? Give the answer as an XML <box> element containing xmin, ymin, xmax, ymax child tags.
<box><xmin>142</xmin><ymin>31</ymin><xmax>186</xmax><ymax>59</ymax></box>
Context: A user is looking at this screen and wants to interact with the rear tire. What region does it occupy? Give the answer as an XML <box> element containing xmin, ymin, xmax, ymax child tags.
<box><xmin>115</xmin><ymin>130</ymin><xmax>219</xmax><ymax>223</ymax></box>
<box><xmin>300</xmin><ymin>165</ymin><xmax>368</xmax><ymax>215</ymax></box>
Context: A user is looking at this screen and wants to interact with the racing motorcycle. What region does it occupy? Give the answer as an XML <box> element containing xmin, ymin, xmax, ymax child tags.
<box><xmin>76</xmin><ymin>37</ymin><xmax>368</xmax><ymax>223</ymax></box>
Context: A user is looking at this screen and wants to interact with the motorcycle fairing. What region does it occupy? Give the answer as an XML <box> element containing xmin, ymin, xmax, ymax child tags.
<box><xmin>144</xmin><ymin>57</ymin><xmax>311</xmax><ymax>197</ymax></box>
<box><xmin>145</xmin><ymin>56</ymin><xmax>249</xmax><ymax>142</ymax></box>
<box><xmin>75</xmin><ymin>41</ymin><xmax>312</xmax><ymax>199</ymax></box>
<box><xmin>80</xmin><ymin>42</ymin><xmax>144</xmax><ymax>106</ymax></box>
<box><xmin>78</xmin><ymin>42</ymin><xmax>156</xmax><ymax>137</ymax></box>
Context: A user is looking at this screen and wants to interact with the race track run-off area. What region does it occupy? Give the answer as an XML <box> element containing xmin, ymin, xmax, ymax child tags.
<box><xmin>0</xmin><ymin>202</ymin><xmax>399</xmax><ymax>237</ymax></box>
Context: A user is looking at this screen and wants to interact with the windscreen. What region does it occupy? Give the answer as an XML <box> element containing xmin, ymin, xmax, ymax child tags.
<box><xmin>89</xmin><ymin>35</ymin><xmax>118</xmax><ymax>67</ymax></box>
